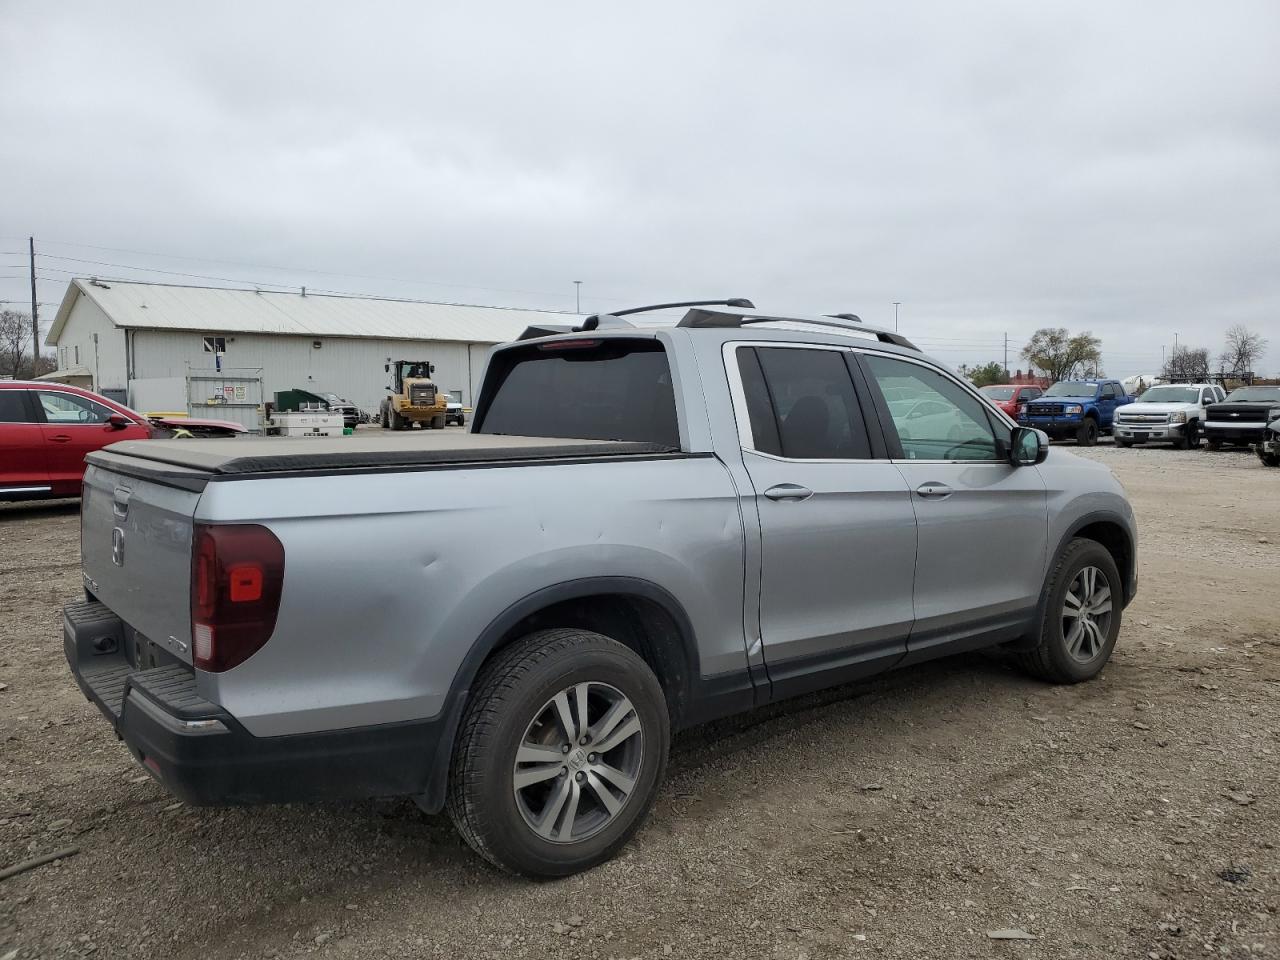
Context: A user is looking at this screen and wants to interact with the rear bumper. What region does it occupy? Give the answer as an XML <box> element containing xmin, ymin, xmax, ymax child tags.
<box><xmin>64</xmin><ymin>600</ymin><xmax>450</xmax><ymax>807</ymax></box>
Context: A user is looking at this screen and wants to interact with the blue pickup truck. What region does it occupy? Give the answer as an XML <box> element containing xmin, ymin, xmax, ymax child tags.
<box><xmin>1018</xmin><ymin>379</ymin><xmax>1133</xmax><ymax>445</ymax></box>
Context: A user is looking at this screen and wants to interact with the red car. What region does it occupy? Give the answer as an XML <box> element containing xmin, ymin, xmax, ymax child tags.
<box><xmin>979</xmin><ymin>383</ymin><xmax>1045</xmax><ymax>419</ymax></box>
<box><xmin>0</xmin><ymin>381</ymin><xmax>244</xmax><ymax>501</ymax></box>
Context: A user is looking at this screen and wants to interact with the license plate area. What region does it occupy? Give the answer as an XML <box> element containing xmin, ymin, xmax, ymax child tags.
<box><xmin>129</xmin><ymin>629</ymin><xmax>168</xmax><ymax>670</ymax></box>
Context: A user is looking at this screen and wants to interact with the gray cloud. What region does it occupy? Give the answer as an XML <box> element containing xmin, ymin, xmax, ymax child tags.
<box><xmin>2</xmin><ymin>0</ymin><xmax>1277</xmax><ymax>375</ymax></box>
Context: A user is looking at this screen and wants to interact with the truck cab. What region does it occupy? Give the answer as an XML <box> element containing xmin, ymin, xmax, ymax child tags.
<box><xmin>1019</xmin><ymin>378</ymin><xmax>1132</xmax><ymax>446</ymax></box>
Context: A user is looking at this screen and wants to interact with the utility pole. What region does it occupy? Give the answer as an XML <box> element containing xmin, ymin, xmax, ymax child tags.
<box><xmin>574</xmin><ymin>280</ymin><xmax>582</xmax><ymax>314</ymax></box>
<box><xmin>1003</xmin><ymin>332</ymin><xmax>1008</xmax><ymax>375</ymax></box>
<box><xmin>28</xmin><ymin>237</ymin><xmax>39</xmax><ymax>369</ymax></box>
<box><xmin>892</xmin><ymin>301</ymin><xmax>901</xmax><ymax>332</ymax></box>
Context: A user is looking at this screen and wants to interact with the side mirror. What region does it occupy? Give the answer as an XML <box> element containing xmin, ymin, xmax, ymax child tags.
<box><xmin>384</xmin><ymin>363</ymin><xmax>390</xmax><ymax>372</ymax></box>
<box><xmin>385</xmin><ymin>385</ymin><xmax>392</xmax><ymax>391</ymax></box>
<box><xmin>106</xmin><ymin>414</ymin><xmax>130</xmax><ymax>431</ymax></box>
<box><xmin>1009</xmin><ymin>426</ymin><xmax>1048</xmax><ymax>466</ymax></box>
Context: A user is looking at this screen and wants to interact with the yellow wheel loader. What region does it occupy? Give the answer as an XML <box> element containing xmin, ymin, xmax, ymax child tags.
<box><xmin>380</xmin><ymin>360</ymin><xmax>448</xmax><ymax>430</ymax></box>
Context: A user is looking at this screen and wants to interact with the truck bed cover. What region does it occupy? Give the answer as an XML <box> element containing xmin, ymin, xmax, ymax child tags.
<box><xmin>88</xmin><ymin>433</ymin><xmax>680</xmax><ymax>484</ymax></box>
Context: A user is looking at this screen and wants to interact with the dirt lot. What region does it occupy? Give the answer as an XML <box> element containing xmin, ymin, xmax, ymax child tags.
<box><xmin>2</xmin><ymin>443</ymin><xmax>1277</xmax><ymax>960</ymax></box>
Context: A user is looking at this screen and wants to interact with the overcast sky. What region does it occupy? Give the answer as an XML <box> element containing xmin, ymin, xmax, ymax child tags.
<box><xmin>2</xmin><ymin>1</ymin><xmax>1277</xmax><ymax>377</ymax></box>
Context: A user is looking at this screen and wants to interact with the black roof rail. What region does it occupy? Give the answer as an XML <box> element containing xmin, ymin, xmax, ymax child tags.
<box><xmin>825</xmin><ymin>313</ymin><xmax>862</xmax><ymax>323</ymax></box>
<box><xmin>676</xmin><ymin>309</ymin><xmax>918</xmax><ymax>351</ymax></box>
<box><xmin>577</xmin><ymin>298</ymin><xmax>755</xmax><ymax>332</ymax></box>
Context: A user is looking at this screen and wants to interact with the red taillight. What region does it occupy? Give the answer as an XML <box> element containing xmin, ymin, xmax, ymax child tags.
<box><xmin>191</xmin><ymin>523</ymin><xmax>285</xmax><ymax>672</ymax></box>
<box><xmin>537</xmin><ymin>339</ymin><xmax>602</xmax><ymax>351</ymax></box>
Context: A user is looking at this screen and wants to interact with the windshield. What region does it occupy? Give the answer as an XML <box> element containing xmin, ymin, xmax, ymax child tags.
<box><xmin>1137</xmin><ymin>386</ymin><xmax>1198</xmax><ymax>404</ymax></box>
<box><xmin>400</xmin><ymin>362</ymin><xmax>432</xmax><ymax>380</ymax></box>
<box><xmin>1225</xmin><ymin>386</ymin><xmax>1280</xmax><ymax>402</ymax></box>
<box><xmin>1044</xmin><ymin>381</ymin><xmax>1097</xmax><ymax>397</ymax></box>
<box><xmin>980</xmin><ymin>386</ymin><xmax>1016</xmax><ymax>401</ymax></box>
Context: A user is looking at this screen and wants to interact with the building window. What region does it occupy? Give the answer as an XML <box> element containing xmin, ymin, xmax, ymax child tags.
<box><xmin>74</xmin><ymin>345</ymin><xmax>80</xmax><ymax>365</ymax></box>
<box><xmin>202</xmin><ymin>336</ymin><xmax>227</xmax><ymax>354</ymax></box>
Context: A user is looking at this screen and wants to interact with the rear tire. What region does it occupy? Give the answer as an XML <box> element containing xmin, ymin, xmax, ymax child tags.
<box><xmin>447</xmin><ymin>629</ymin><xmax>670</xmax><ymax>878</ymax></box>
<box><xmin>1075</xmin><ymin>418</ymin><xmax>1099</xmax><ymax>446</ymax></box>
<box><xmin>1016</xmin><ymin>538</ymin><xmax>1122</xmax><ymax>684</ymax></box>
<box><xmin>431</xmin><ymin>414</ymin><xmax>446</xmax><ymax>430</ymax></box>
<box><xmin>380</xmin><ymin>406</ymin><xmax>390</xmax><ymax>429</ymax></box>
<box><xmin>1260</xmin><ymin>451</ymin><xmax>1280</xmax><ymax>468</ymax></box>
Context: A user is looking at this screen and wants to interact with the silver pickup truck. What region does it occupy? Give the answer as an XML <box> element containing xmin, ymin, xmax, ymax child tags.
<box><xmin>64</xmin><ymin>300</ymin><xmax>1137</xmax><ymax>877</ymax></box>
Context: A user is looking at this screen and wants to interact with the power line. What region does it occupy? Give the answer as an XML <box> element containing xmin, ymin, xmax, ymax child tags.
<box><xmin>33</xmin><ymin>240</ymin><xmax>635</xmax><ymax>304</ymax></box>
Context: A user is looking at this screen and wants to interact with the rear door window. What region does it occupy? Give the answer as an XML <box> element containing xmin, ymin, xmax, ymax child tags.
<box><xmin>735</xmin><ymin>346</ymin><xmax>872</xmax><ymax>459</ymax></box>
<box><xmin>0</xmin><ymin>391</ymin><xmax>35</xmax><ymax>423</ymax></box>
<box><xmin>475</xmin><ymin>338</ymin><xmax>679</xmax><ymax>446</ymax></box>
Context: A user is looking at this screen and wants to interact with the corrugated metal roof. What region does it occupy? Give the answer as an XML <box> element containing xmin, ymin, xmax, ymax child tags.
<box><xmin>46</xmin><ymin>279</ymin><xmax>578</xmax><ymax>345</ymax></box>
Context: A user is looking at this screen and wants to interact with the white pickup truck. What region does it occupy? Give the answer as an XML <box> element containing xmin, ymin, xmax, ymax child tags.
<box><xmin>1113</xmin><ymin>383</ymin><xmax>1226</xmax><ymax>449</ymax></box>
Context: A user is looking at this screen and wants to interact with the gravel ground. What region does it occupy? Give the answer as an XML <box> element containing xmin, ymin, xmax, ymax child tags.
<box><xmin>2</xmin><ymin>443</ymin><xmax>1277</xmax><ymax>959</ymax></box>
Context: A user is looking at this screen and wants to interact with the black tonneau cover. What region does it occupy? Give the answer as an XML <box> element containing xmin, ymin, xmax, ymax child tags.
<box><xmin>88</xmin><ymin>432</ymin><xmax>679</xmax><ymax>480</ymax></box>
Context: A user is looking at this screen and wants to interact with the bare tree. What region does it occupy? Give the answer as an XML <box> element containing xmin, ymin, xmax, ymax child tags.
<box><xmin>1162</xmin><ymin>345</ymin><xmax>1211</xmax><ymax>382</ymax></box>
<box><xmin>0</xmin><ymin>309</ymin><xmax>30</xmax><ymax>379</ymax></box>
<box><xmin>1021</xmin><ymin>328</ymin><xmax>1102</xmax><ymax>383</ymax></box>
<box><xmin>1220</xmin><ymin>324</ymin><xmax>1267</xmax><ymax>379</ymax></box>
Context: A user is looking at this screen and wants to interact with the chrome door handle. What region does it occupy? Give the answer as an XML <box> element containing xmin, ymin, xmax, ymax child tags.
<box><xmin>915</xmin><ymin>482</ymin><xmax>953</xmax><ymax>499</ymax></box>
<box><xmin>763</xmin><ymin>483</ymin><xmax>813</xmax><ymax>502</ymax></box>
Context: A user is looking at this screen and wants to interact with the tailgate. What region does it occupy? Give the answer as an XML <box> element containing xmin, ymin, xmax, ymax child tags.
<box><xmin>81</xmin><ymin>461</ymin><xmax>201</xmax><ymax>665</ymax></box>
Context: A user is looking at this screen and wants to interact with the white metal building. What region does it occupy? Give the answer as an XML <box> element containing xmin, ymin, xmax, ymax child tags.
<box><xmin>44</xmin><ymin>279</ymin><xmax>575</xmax><ymax>429</ymax></box>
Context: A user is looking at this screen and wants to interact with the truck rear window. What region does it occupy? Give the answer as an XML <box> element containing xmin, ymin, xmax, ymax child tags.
<box><xmin>475</xmin><ymin>339</ymin><xmax>680</xmax><ymax>447</ymax></box>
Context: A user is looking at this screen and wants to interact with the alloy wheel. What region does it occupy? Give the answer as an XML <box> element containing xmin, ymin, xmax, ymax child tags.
<box><xmin>1061</xmin><ymin>565</ymin><xmax>1113</xmax><ymax>663</ymax></box>
<box><xmin>512</xmin><ymin>682</ymin><xmax>644</xmax><ymax>844</ymax></box>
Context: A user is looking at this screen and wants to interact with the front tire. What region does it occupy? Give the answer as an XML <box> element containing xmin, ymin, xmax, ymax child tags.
<box><xmin>1176</xmin><ymin>420</ymin><xmax>1200</xmax><ymax>450</ymax></box>
<box><xmin>1075</xmin><ymin>418</ymin><xmax>1099</xmax><ymax>446</ymax></box>
<box><xmin>1016</xmin><ymin>538</ymin><xmax>1122</xmax><ymax>684</ymax></box>
<box><xmin>447</xmin><ymin>629</ymin><xmax>670</xmax><ymax>878</ymax></box>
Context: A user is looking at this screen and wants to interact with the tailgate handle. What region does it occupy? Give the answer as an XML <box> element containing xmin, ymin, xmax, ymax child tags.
<box><xmin>112</xmin><ymin>485</ymin><xmax>132</xmax><ymax>520</ymax></box>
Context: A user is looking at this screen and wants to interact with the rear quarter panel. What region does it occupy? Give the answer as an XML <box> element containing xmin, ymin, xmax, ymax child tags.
<box><xmin>195</xmin><ymin>456</ymin><xmax>746</xmax><ymax>737</ymax></box>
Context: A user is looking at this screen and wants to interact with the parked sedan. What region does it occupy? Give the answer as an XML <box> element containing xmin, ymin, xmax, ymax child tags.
<box><xmin>0</xmin><ymin>381</ymin><xmax>243</xmax><ymax>501</ymax></box>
